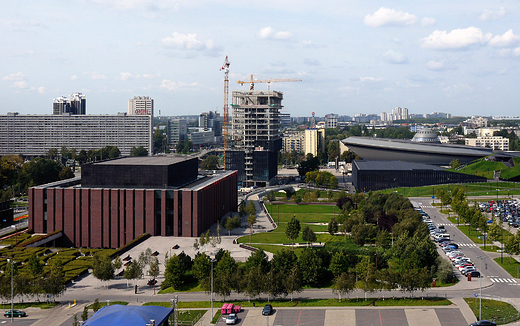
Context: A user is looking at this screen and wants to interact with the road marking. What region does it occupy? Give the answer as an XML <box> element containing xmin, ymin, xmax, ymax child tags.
<box><xmin>489</xmin><ymin>277</ymin><xmax>518</xmax><ymax>284</ymax></box>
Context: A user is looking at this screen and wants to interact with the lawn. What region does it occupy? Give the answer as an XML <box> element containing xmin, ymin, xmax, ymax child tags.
<box><xmin>144</xmin><ymin>297</ymin><xmax>451</xmax><ymax>309</ymax></box>
<box><xmin>267</xmin><ymin>204</ymin><xmax>336</xmax><ymax>215</ymax></box>
<box><xmin>494</xmin><ymin>257</ymin><xmax>520</xmax><ymax>279</ymax></box>
<box><xmin>480</xmin><ymin>245</ymin><xmax>502</xmax><ymax>253</ymax></box>
<box><xmin>464</xmin><ymin>298</ymin><xmax>520</xmax><ymax>325</ymax></box>
<box><xmin>456</xmin><ymin>225</ymin><xmax>485</xmax><ymax>244</ymax></box>
<box><xmin>0</xmin><ymin>302</ymin><xmax>59</xmax><ymax>309</ymax></box>
<box><xmin>379</xmin><ymin>182</ymin><xmax>520</xmax><ymax>198</ymax></box>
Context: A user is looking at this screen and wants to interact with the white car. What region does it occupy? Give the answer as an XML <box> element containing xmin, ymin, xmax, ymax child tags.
<box><xmin>226</xmin><ymin>313</ymin><xmax>237</xmax><ymax>325</ymax></box>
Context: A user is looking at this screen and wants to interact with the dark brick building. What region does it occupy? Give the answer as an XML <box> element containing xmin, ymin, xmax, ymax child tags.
<box><xmin>28</xmin><ymin>156</ymin><xmax>237</xmax><ymax>248</ymax></box>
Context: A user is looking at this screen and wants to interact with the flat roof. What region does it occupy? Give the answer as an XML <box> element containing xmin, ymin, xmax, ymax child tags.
<box><xmin>92</xmin><ymin>156</ymin><xmax>193</xmax><ymax>166</ymax></box>
<box><xmin>354</xmin><ymin>160</ymin><xmax>445</xmax><ymax>171</ymax></box>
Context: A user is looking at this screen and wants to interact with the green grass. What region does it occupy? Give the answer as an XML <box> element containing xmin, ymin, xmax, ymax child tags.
<box><xmin>494</xmin><ymin>257</ymin><xmax>520</xmax><ymax>278</ymax></box>
<box><xmin>378</xmin><ymin>182</ymin><xmax>520</xmax><ymax>198</ymax></box>
<box><xmin>464</xmin><ymin>298</ymin><xmax>520</xmax><ymax>325</ymax></box>
<box><xmin>457</xmin><ymin>225</ymin><xmax>484</xmax><ymax>244</ymax></box>
<box><xmin>178</xmin><ymin>310</ymin><xmax>206</xmax><ymax>323</ymax></box>
<box><xmin>144</xmin><ymin>297</ymin><xmax>451</xmax><ymax>309</ymax></box>
<box><xmin>480</xmin><ymin>245</ymin><xmax>502</xmax><ymax>252</ymax></box>
<box><xmin>87</xmin><ymin>301</ymin><xmax>128</xmax><ymax>309</ymax></box>
<box><xmin>243</xmin><ymin>244</ymin><xmax>306</xmax><ymax>257</ymax></box>
<box><xmin>0</xmin><ymin>302</ymin><xmax>59</xmax><ymax>309</ymax></box>
<box><xmin>211</xmin><ymin>310</ymin><xmax>221</xmax><ymax>324</ymax></box>
<box><xmin>267</xmin><ymin>204</ymin><xmax>336</xmax><ymax>215</ymax></box>
<box><xmin>454</xmin><ymin>160</ymin><xmax>507</xmax><ymax>179</ymax></box>
<box><xmin>158</xmin><ymin>282</ymin><xmax>204</xmax><ymax>293</ymax></box>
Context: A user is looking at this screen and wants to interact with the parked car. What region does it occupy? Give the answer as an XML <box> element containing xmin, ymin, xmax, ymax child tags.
<box><xmin>226</xmin><ymin>313</ymin><xmax>237</xmax><ymax>325</ymax></box>
<box><xmin>469</xmin><ymin>320</ymin><xmax>496</xmax><ymax>326</ymax></box>
<box><xmin>4</xmin><ymin>310</ymin><xmax>26</xmax><ymax>318</ymax></box>
<box><xmin>467</xmin><ymin>271</ymin><xmax>481</xmax><ymax>278</ymax></box>
<box><xmin>262</xmin><ymin>304</ymin><xmax>273</xmax><ymax>316</ymax></box>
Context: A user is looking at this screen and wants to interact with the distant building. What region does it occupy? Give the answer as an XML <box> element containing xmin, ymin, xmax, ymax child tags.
<box><xmin>53</xmin><ymin>93</ymin><xmax>86</xmax><ymax>115</ymax></box>
<box><xmin>279</xmin><ymin>113</ymin><xmax>291</xmax><ymax>129</ymax></box>
<box><xmin>325</xmin><ymin>114</ymin><xmax>338</xmax><ymax>129</ymax></box>
<box><xmin>167</xmin><ymin>119</ymin><xmax>187</xmax><ymax>146</ymax></box>
<box><xmin>392</xmin><ymin>107</ymin><xmax>408</xmax><ymax>120</ymax></box>
<box><xmin>189</xmin><ymin>130</ymin><xmax>214</xmax><ymax>147</ymax></box>
<box><xmin>354</xmin><ymin>113</ymin><xmax>379</xmax><ymax>123</ymax></box>
<box><xmin>465</xmin><ymin>136</ymin><xmax>509</xmax><ymax>151</ymax></box>
<box><xmin>0</xmin><ymin>112</ymin><xmax>152</xmax><ymax>157</ymax></box>
<box><xmin>304</xmin><ymin>128</ymin><xmax>325</xmax><ymax>157</ymax></box>
<box><xmin>425</xmin><ymin>112</ymin><xmax>451</xmax><ymax>119</ymax></box>
<box><xmin>282</xmin><ymin>131</ymin><xmax>305</xmax><ymax>153</ymax></box>
<box><xmin>199</xmin><ymin>111</ymin><xmax>221</xmax><ymax>136</ymax></box>
<box><xmin>128</xmin><ymin>96</ymin><xmax>153</xmax><ymax>116</ymax></box>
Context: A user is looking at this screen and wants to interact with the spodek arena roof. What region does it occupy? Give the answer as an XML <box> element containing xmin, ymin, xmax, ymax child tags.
<box><xmin>83</xmin><ymin>305</ymin><xmax>173</xmax><ymax>326</ymax></box>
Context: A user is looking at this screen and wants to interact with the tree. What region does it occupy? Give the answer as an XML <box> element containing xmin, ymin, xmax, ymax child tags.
<box><xmin>46</xmin><ymin>148</ymin><xmax>59</xmax><ymax>160</ymax></box>
<box><xmin>488</xmin><ymin>219</ymin><xmax>502</xmax><ymax>242</ymax></box>
<box><xmin>154</xmin><ymin>129</ymin><xmax>167</xmax><ymax>154</ymax></box>
<box><xmin>283</xmin><ymin>265</ymin><xmax>302</xmax><ymax>301</ymax></box>
<box><xmin>328</xmin><ymin>217</ymin><xmax>338</xmax><ymax>235</ymax></box>
<box><xmin>247</xmin><ymin>213</ymin><xmax>257</xmax><ymax>244</ymax></box>
<box><xmin>201</xmin><ymin>155</ymin><xmax>219</xmax><ymax>170</ymax></box>
<box><xmin>92</xmin><ymin>298</ymin><xmax>101</xmax><ymax>312</ymax></box>
<box><xmin>192</xmin><ymin>252</ymin><xmax>211</xmax><ymax>281</ymax></box>
<box><xmin>148</xmin><ymin>257</ymin><xmax>159</xmax><ymax>279</ymax></box>
<box><xmin>73</xmin><ymin>313</ymin><xmax>79</xmax><ymax>326</ymax></box>
<box><xmin>92</xmin><ymin>253</ymin><xmax>115</xmax><ymax>286</ymax></box>
<box><xmin>130</xmin><ymin>146</ymin><xmax>148</xmax><ymax>156</ymax></box>
<box><xmin>27</xmin><ymin>253</ymin><xmax>43</xmax><ymax>277</ymax></box>
<box><xmin>113</xmin><ymin>256</ymin><xmax>122</xmax><ymax>271</ymax></box>
<box><xmin>450</xmin><ymin>159</ymin><xmax>461</xmax><ymax>169</ymax></box>
<box><xmin>59</xmin><ymin>167</ymin><xmax>75</xmax><ymax>180</ymax></box>
<box><xmin>213</xmin><ymin>251</ymin><xmax>237</xmax><ymax>300</ymax></box>
<box><xmin>224</xmin><ymin>216</ymin><xmax>235</xmax><ymax>236</ymax></box>
<box><xmin>302</xmin><ymin>225</ymin><xmax>317</xmax><ymax>246</ymax></box>
<box><xmin>164</xmin><ymin>254</ymin><xmax>186</xmax><ymax>289</ymax></box>
<box><xmin>182</xmin><ymin>140</ymin><xmax>193</xmax><ymax>154</ymax></box>
<box><xmin>285</xmin><ymin>215</ymin><xmax>301</xmax><ymax>245</ymax></box>
<box><xmin>82</xmin><ymin>306</ymin><xmax>89</xmax><ymax>322</ymax></box>
<box><xmin>299</xmin><ymin>248</ymin><xmax>322</xmax><ymax>286</ymax></box>
<box><xmin>244</xmin><ymin>249</ymin><xmax>269</xmax><ymax>273</ymax></box>
<box><xmin>332</xmin><ymin>272</ymin><xmax>356</xmax><ymax>301</ymax></box>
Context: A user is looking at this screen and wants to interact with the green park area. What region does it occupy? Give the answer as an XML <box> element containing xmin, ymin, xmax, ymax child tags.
<box><xmin>464</xmin><ymin>298</ymin><xmax>520</xmax><ymax>325</ymax></box>
<box><xmin>379</xmin><ymin>182</ymin><xmax>520</xmax><ymax>198</ymax></box>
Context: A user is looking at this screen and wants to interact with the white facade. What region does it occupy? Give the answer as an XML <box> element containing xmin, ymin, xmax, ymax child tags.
<box><xmin>0</xmin><ymin>113</ymin><xmax>152</xmax><ymax>156</ymax></box>
<box><xmin>128</xmin><ymin>96</ymin><xmax>154</xmax><ymax>116</ymax></box>
<box><xmin>304</xmin><ymin>128</ymin><xmax>325</xmax><ymax>157</ymax></box>
<box><xmin>189</xmin><ymin>131</ymin><xmax>214</xmax><ymax>146</ymax></box>
<box><xmin>282</xmin><ymin>131</ymin><xmax>305</xmax><ymax>153</ymax></box>
<box><xmin>325</xmin><ymin>113</ymin><xmax>338</xmax><ymax>129</ymax></box>
<box><xmin>465</xmin><ymin>136</ymin><xmax>509</xmax><ymax>151</ymax></box>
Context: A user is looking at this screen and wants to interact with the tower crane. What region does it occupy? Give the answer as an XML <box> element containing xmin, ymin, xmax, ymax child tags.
<box><xmin>220</xmin><ymin>56</ymin><xmax>230</xmax><ymax>169</ymax></box>
<box><xmin>237</xmin><ymin>74</ymin><xmax>302</xmax><ymax>90</ymax></box>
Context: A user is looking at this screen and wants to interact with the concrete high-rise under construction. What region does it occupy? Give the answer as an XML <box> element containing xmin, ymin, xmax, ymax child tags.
<box><xmin>227</xmin><ymin>90</ymin><xmax>283</xmax><ymax>187</ymax></box>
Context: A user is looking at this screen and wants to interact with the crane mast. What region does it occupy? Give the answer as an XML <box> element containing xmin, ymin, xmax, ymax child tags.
<box><xmin>220</xmin><ymin>56</ymin><xmax>230</xmax><ymax>169</ymax></box>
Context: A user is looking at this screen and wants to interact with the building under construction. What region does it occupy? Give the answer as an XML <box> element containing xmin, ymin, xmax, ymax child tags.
<box><xmin>227</xmin><ymin>90</ymin><xmax>283</xmax><ymax>187</ymax></box>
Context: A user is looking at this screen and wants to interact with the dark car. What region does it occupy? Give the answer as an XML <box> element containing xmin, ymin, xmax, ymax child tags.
<box><xmin>262</xmin><ymin>304</ymin><xmax>273</xmax><ymax>316</ymax></box>
<box><xmin>4</xmin><ymin>310</ymin><xmax>27</xmax><ymax>318</ymax></box>
<box><xmin>468</xmin><ymin>271</ymin><xmax>481</xmax><ymax>278</ymax></box>
<box><xmin>469</xmin><ymin>320</ymin><xmax>496</xmax><ymax>326</ymax></box>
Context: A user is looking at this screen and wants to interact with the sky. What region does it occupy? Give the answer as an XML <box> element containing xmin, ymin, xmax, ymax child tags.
<box><xmin>1</xmin><ymin>1</ymin><xmax>520</xmax><ymax>118</ymax></box>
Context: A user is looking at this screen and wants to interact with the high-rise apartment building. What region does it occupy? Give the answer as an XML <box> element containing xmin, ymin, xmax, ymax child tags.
<box><xmin>128</xmin><ymin>96</ymin><xmax>154</xmax><ymax>116</ymax></box>
<box><xmin>228</xmin><ymin>90</ymin><xmax>283</xmax><ymax>187</ymax></box>
<box><xmin>304</xmin><ymin>128</ymin><xmax>325</xmax><ymax>157</ymax></box>
<box><xmin>279</xmin><ymin>113</ymin><xmax>291</xmax><ymax>129</ymax></box>
<box><xmin>282</xmin><ymin>131</ymin><xmax>305</xmax><ymax>153</ymax></box>
<box><xmin>52</xmin><ymin>93</ymin><xmax>86</xmax><ymax>115</ymax></box>
<box><xmin>0</xmin><ymin>113</ymin><xmax>152</xmax><ymax>156</ymax></box>
<box><xmin>391</xmin><ymin>107</ymin><xmax>408</xmax><ymax>120</ymax></box>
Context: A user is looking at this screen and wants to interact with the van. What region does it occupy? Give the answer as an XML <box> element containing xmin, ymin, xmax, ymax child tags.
<box><xmin>438</xmin><ymin>233</ymin><xmax>450</xmax><ymax>240</ymax></box>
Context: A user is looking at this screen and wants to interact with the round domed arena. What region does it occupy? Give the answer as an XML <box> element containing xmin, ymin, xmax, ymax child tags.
<box><xmin>411</xmin><ymin>128</ymin><xmax>440</xmax><ymax>143</ymax></box>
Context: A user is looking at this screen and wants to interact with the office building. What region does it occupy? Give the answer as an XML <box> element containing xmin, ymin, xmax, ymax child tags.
<box><xmin>189</xmin><ymin>131</ymin><xmax>214</xmax><ymax>147</ymax></box>
<box><xmin>228</xmin><ymin>90</ymin><xmax>283</xmax><ymax>187</ymax></box>
<box><xmin>199</xmin><ymin>111</ymin><xmax>221</xmax><ymax>136</ymax></box>
<box><xmin>0</xmin><ymin>113</ymin><xmax>152</xmax><ymax>157</ymax></box>
<box><xmin>304</xmin><ymin>128</ymin><xmax>325</xmax><ymax>157</ymax></box>
<box><xmin>53</xmin><ymin>93</ymin><xmax>86</xmax><ymax>115</ymax></box>
<box><xmin>279</xmin><ymin>113</ymin><xmax>291</xmax><ymax>129</ymax></box>
<box><xmin>282</xmin><ymin>131</ymin><xmax>305</xmax><ymax>153</ymax></box>
<box><xmin>28</xmin><ymin>156</ymin><xmax>238</xmax><ymax>248</ymax></box>
<box><xmin>325</xmin><ymin>114</ymin><xmax>338</xmax><ymax>129</ymax></box>
<box><xmin>128</xmin><ymin>96</ymin><xmax>154</xmax><ymax>116</ymax></box>
<box><xmin>167</xmin><ymin>119</ymin><xmax>187</xmax><ymax>146</ymax></box>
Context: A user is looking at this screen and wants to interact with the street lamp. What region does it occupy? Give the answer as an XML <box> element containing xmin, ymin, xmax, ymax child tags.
<box><xmin>477</xmin><ymin>256</ymin><xmax>484</xmax><ymax>321</ymax></box>
<box><xmin>3</xmin><ymin>257</ymin><xmax>14</xmax><ymax>323</ymax></box>
<box><xmin>211</xmin><ymin>258</ymin><xmax>216</xmax><ymax>322</ymax></box>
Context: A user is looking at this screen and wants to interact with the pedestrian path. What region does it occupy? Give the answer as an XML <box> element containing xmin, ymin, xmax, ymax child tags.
<box><xmin>488</xmin><ymin>276</ymin><xmax>518</xmax><ymax>284</ymax></box>
<box><xmin>457</xmin><ymin>243</ymin><xmax>479</xmax><ymax>247</ymax></box>
<box><xmin>436</xmin><ymin>223</ymin><xmax>456</xmax><ymax>226</ymax></box>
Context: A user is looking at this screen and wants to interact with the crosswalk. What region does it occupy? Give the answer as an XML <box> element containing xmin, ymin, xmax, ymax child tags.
<box><xmin>437</xmin><ymin>223</ymin><xmax>456</xmax><ymax>226</ymax></box>
<box><xmin>457</xmin><ymin>243</ymin><xmax>478</xmax><ymax>247</ymax></box>
<box><xmin>489</xmin><ymin>276</ymin><xmax>518</xmax><ymax>284</ymax></box>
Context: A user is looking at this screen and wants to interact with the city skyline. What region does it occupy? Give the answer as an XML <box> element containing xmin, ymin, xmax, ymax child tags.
<box><xmin>2</xmin><ymin>1</ymin><xmax>520</xmax><ymax>117</ymax></box>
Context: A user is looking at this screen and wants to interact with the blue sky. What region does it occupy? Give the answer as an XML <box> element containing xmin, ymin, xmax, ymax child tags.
<box><xmin>1</xmin><ymin>1</ymin><xmax>520</xmax><ymax>117</ymax></box>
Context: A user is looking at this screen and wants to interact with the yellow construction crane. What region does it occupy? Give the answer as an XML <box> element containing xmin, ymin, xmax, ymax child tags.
<box><xmin>220</xmin><ymin>56</ymin><xmax>230</xmax><ymax>169</ymax></box>
<box><xmin>237</xmin><ymin>74</ymin><xmax>302</xmax><ymax>90</ymax></box>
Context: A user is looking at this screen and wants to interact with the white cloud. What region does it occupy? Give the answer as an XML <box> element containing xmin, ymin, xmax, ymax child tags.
<box><xmin>303</xmin><ymin>58</ymin><xmax>320</xmax><ymax>66</ymax></box>
<box><xmin>420</xmin><ymin>27</ymin><xmax>491</xmax><ymax>50</ymax></box>
<box><xmin>258</xmin><ymin>26</ymin><xmax>293</xmax><ymax>40</ymax></box>
<box><xmin>514</xmin><ymin>48</ymin><xmax>520</xmax><ymax>56</ymax></box>
<box><xmin>160</xmin><ymin>80</ymin><xmax>198</xmax><ymax>91</ymax></box>
<box><xmin>37</xmin><ymin>86</ymin><xmax>45</xmax><ymax>94</ymax></box>
<box><xmin>13</xmin><ymin>81</ymin><xmax>27</xmax><ymax>89</ymax></box>
<box><xmin>426</xmin><ymin>60</ymin><xmax>445</xmax><ymax>70</ymax></box>
<box><xmin>84</xmin><ymin>71</ymin><xmax>107</xmax><ymax>79</ymax></box>
<box><xmin>120</xmin><ymin>72</ymin><xmax>132</xmax><ymax>80</ymax></box>
<box><xmin>421</xmin><ymin>17</ymin><xmax>436</xmax><ymax>27</ymax></box>
<box><xmin>90</xmin><ymin>0</ymin><xmax>178</xmax><ymax>11</ymax></box>
<box><xmin>359</xmin><ymin>77</ymin><xmax>383</xmax><ymax>82</ymax></box>
<box><xmin>70</xmin><ymin>75</ymin><xmax>78</xmax><ymax>80</ymax></box>
<box><xmin>382</xmin><ymin>50</ymin><xmax>408</xmax><ymax>64</ymax></box>
<box><xmin>443</xmin><ymin>83</ymin><xmax>473</xmax><ymax>97</ymax></box>
<box><xmin>160</xmin><ymin>32</ymin><xmax>215</xmax><ymax>51</ymax></box>
<box><xmin>3</xmin><ymin>72</ymin><xmax>25</xmax><ymax>81</ymax></box>
<box><xmin>479</xmin><ymin>7</ymin><xmax>506</xmax><ymax>21</ymax></box>
<box><xmin>364</xmin><ymin>7</ymin><xmax>417</xmax><ymax>27</ymax></box>
<box><xmin>488</xmin><ymin>29</ymin><xmax>520</xmax><ymax>48</ymax></box>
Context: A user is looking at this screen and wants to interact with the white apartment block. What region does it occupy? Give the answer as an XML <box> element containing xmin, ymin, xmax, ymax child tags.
<box><xmin>282</xmin><ymin>131</ymin><xmax>305</xmax><ymax>153</ymax></box>
<box><xmin>325</xmin><ymin>114</ymin><xmax>338</xmax><ymax>129</ymax></box>
<box><xmin>128</xmin><ymin>96</ymin><xmax>154</xmax><ymax>116</ymax></box>
<box><xmin>0</xmin><ymin>113</ymin><xmax>153</xmax><ymax>156</ymax></box>
<box><xmin>304</xmin><ymin>128</ymin><xmax>325</xmax><ymax>157</ymax></box>
<box><xmin>465</xmin><ymin>136</ymin><xmax>509</xmax><ymax>151</ymax></box>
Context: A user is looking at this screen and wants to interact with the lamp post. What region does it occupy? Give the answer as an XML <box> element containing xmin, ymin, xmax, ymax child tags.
<box><xmin>477</xmin><ymin>256</ymin><xmax>484</xmax><ymax>321</ymax></box>
<box><xmin>3</xmin><ymin>257</ymin><xmax>14</xmax><ymax>323</ymax></box>
<box><xmin>211</xmin><ymin>258</ymin><xmax>216</xmax><ymax>322</ymax></box>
